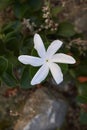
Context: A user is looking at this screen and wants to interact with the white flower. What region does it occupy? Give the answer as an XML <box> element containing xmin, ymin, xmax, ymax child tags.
<box><xmin>18</xmin><ymin>34</ymin><xmax>76</xmax><ymax>85</ymax></box>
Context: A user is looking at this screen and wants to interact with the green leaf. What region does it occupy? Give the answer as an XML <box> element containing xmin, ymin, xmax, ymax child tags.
<box><xmin>0</xmin><ymin>56</ymin><xmax>8</xmax><ymax>76</ymax></box>
<box><xmin>20</xmin><ymin>66</ymin><xmax>31</xmax><ymax>89</ymax></box>
<box><xmin>30</xmin><ymin>65</ymin><xmax>39</xmax><ymax>81</ymax></box>
<box><xmin>76</xmin><ymin>82</ymin><xmax>87</xmax><ymax>104</ymax></box>
<box><xmin>58</xmin><ymin>22</ymin><xmax>76</xmax><ymax>37</ymax></box>
<box><xmin>69</xmin><ymin>69</ymin><xmax>76</xmax><ymax>78</ymax></box>
<box><xmin>0</xmin><ymin>0</ymin><xmax>12</xmax><ymax>10</ymax></box>
<box><xmin>0</xmin><ymin>40</ymin><xmax>6</xmax><ymax>55</ymax></box>
<box><xmin>76</xmin><ymin>95</ymin><xmax>87</xmax><ymax>104</ymax></box>
<box><xmin>4</xmin><ymin>31</ymin><xmax>21</xmax><ymax>56</ymax></box>
<box><xmin>2</xmin><ymin>72</ymin><xmax>17</xmax><ymax>87</ymax></box>
<box><xmin>3</xmin><ymin>21</ymin><xmax>21</xmax><ymax>32</ymax></box>
<box><xmin>59</xmin><ymin>64</ymin><xmax>68</xmax><ymax>74</ymax></box>
<box><xmin>28</xmin><ymin>0</ymin><xmax>42</xmax><ymax>11</ymax></box>
<box><xmin>4</xmin><ymin>31</ymin><xmax>17</xmax><ymax>42</ymax></box>
<box><xmin>5</xmin><ymin>40</ymin><xmax>19</xmax><ymax>56</ymax></box>
<box><xmin>75</xmin><ymin>65</ymin><xmax>87</xmax><ymax>77</ymax></box>
<box><xmin>6</xmin><ymin>62</ymin><xmax>13</xmax><ymax>73</ymax></box>
<box><xmin>52</xmin><ymin>6</ymin><xmax>63</xmax><ymax>17</ymax></box>
<box><xmin>1</xmin><ymin>62</ymin><xmax>17</xmax><ymax>87</ymax></box>
<box><xmin>6</xmin><ymin>52</ymin><xmax>18</xmax><ymax>66</ymax></box>
<box><xmin>78</xmin><ymin>83</ymin><xmax>87</xmax><ymax>96</ymax></box>
<box><xmin>13</xmin><ymin>2</ymin><xmax>29</xmax><ymax>19</ymax></box>
<box><xmin>80</xmin><ymin>111</ymin><xmax>87</xmax><ymax>124</ymax></box>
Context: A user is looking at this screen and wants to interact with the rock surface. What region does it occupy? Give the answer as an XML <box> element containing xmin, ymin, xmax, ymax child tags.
<box><xmin>14</xmin><ymin>87</ymin><xmax>68</xmax><ymax>130</ymax></box>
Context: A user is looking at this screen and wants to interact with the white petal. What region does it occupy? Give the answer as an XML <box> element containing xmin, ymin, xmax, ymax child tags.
<box><xmin>52</xmin><ymin>53</ymin><xmax>76</xmax><ymax>64</ymax></box>
<box><xmin>18</xmin><ymin>55</ymin><xmax>43</xmax><ymax>66</ymax></box>
<box><xmin>34</xmin><ymin>33</ymin><xmax>46</xmax><ymax>58</ymax></box>
<box><xmin>48</xmin><ymin>62</ymin><xmax>63</xmax><ymax>84</ymax></box>
<box><xmin>31</xmin><ymin>64</ymin><xmax>49</xmax><ymax>85</ymax></box>
<box><xmin>46</xmin><ymin>40</ymin><xmax>63</xmax><ymax>58</ymax></box>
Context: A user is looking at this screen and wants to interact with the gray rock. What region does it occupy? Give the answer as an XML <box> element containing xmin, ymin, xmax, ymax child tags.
<box><xmin>14</xmin><ymin>87</ymin><xmax>68</xmax><ymax>130</ymax></box>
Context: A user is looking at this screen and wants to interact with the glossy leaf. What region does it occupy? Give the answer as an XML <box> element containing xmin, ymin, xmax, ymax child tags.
<box><xmin>1</xmin><ymin>62</ymin><xmax>17</xmax><ymax>87</ymax></box>
<box><xmin>3</xmin><ymin>21</ymin><xmax>21</xmax><ymax>32</ymax></box>
<box><xmin>58</xmin><ymin>22</ymin><xmax>76</xmax><ymax>37</ymax></box>
<box><xmin>0</xmin><ymin>56</ymin><xmax>8</xmax><ymax>76</ymax></box>
<box><xmin>0</xmin><ymin>40</ymin><xmax>6</xmax><ymax>55</ymax></box>
<box><xmin>20</xmin><ymin>66</ymin><xmax>31</xmax><ymax>89</ymax></box>
<box><xmin>13</xmin><ymin>2</ymin><xmax>29</xmax><ymax>19</ymax></box>
<box><xmin>76</xmin><ymin>95</ymin><xmax>87</xmax><ymax>104</ymax></box>
<box><xmin>2</xmin><ymin>72</ymin><xmax>17</xmax><ymax>87</ymax></box>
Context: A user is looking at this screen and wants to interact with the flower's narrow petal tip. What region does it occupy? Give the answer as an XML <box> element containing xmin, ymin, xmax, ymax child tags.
<box><xmin>18</xmin><ymin>55</ymin><xmax>25</xmax><ymax>63</ymax></box>
<box><xmin>34</xmin><ymin>33</ymin><xmax>40</xmax><ymax>41</ymax></box>
<box><xmin>70</xmin><ymin>57</ymin><xmax>76</xmax><ymax>64</ymax></box>
<box><xmin>18</xmin><ymin>55</ymin><xmax>43</xmax><ymax>66</ymax></box>
<box><xmin>47</xmin><ymin>40</ymin><xmax>63</xmax><ymax>57</ymax></box>
<box><xmin>56</xmin><ymin>40</ymin><xmax>63</xmax><ymax>46</ymax></box>
<box><xmin>31</xmin><ymin>81</ymin><xmax>35</xmax><ymax>86</ymax></box>
<box><xmin>34</xmin><ymin>33</ymin><xmax>46</xmax><ymax>58</ymax></box>
<box><xmin>48</xmin><ymin>62</ymin><xmax>63</xmax><ymax>84</ymax></box>
<box><xmin>52</xmin><ymin>53</ymin><xmax>76</xmax><ymax>64</ymax></box>
<box><xmin>34</xmin><ymin>33</ymin><xmax>39</xmax><ymax>37</ymax></box>
<box><xmin>56</xmin><ymin>77</ymin><xmax>63</xmax><ymax>85</ymax></box>
<box><xmin>31</xmin><ymin>64</ymin><xmax>49</xmax><ymax>85</ymax></box>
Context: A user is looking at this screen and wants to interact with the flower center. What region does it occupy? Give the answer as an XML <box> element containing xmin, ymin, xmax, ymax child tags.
<box><xmin>46</xmin><ymin>59</ymin><xmax>49</xmax><ymax>62</ymax></box>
